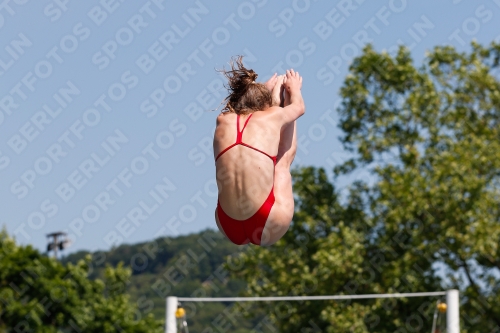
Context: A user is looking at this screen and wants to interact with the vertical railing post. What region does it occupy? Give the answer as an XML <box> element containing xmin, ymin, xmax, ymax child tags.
<box><xmin>166</xmin><ymin>296</ymin><xmax>178</xmax><ymax>333</ymax></box>
<box><xmin>446</xmin><ymin>289</ymin><xmax>460</xmax><ymax>333</ymax></box>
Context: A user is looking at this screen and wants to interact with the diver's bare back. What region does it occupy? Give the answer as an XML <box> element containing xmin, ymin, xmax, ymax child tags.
<box><xmin>214</xmin><ymin>107</ymin><xmax>282</xmax><ymax>219</ymax></box>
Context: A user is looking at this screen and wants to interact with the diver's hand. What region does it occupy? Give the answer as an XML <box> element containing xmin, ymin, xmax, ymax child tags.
<box><xmin>283</xmin><ymin>69</ymin><xmax>302</xmax><ymax>93</ymax></box>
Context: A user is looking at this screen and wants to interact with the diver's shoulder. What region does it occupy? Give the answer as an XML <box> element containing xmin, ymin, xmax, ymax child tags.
<box><xmin>260</xmin><ymin>106</ymin><xmax>282</xmax><ymax>116</ymax></box>
<box><xmin>216</xmin><ymin>111</ymin><xmax>235</xmax><ymax>124</ymax></box>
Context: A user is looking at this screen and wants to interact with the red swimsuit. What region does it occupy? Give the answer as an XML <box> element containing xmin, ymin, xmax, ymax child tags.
<box><xmin>215</xmin><ymin>113</ymin><xmax>277</xmax><ymax>245</ymax></box>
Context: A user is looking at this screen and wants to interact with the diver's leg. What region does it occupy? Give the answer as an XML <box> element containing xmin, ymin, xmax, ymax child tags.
<box><xmin>260</xmin><ymin>159</ymin><xmax>294</xmax><ymax>246</ymax></box>
<box><xmin>276</xmin><ymin>88</ymin><xmax>297</xmax><ymax>164</ymax></box>
<box><xmin>260</xmin><ymin>90</ymin><xmax>297</xmax><ymax>246</ymax></box>
<box><xmin>264</xmin><ymin>73</ymin><xmax>278</xmax><ymax>92</ymax></box>
<box><xmin>271</xmin><ymin>75</ymin><xmax>285</xmax><ymax>106</ymax></box>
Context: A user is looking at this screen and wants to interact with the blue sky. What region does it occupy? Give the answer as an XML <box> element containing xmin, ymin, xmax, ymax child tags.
<box><xmin>1</xmin><ymin>0</ymin><xmax>499</xmax><ymax>254</ymax></box>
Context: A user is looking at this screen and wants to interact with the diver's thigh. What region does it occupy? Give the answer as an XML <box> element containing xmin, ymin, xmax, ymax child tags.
<box><xmin>260</xmin><ymin>163</ymin><xmax>294</xmax><ymax>245</ymax></box>
<box><xmin>260</xmin><ymin>193</ymin><xmax>294</xmax><ymax>246</ymax></box>
<box><xmin>272</xmin><ymin>164</ymin><xmax>295</xmax><ymax>220</ymax></box>
<box><xmin>260</xmin><ymin>211</ymin><xmax>291</xmax><ymax>246</ymax></box>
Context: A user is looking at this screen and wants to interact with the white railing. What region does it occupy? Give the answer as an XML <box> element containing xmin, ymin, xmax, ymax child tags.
<box><xmin>166</xmin><ymin>290</ymin><xmax>459</xmax><ymax>333</ymax></box>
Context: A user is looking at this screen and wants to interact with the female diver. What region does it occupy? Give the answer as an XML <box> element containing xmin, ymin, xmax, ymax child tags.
<box><xmin>213</xmin><ymin>56</ymin><xmax>305</xmax><ymax>246</ymax></box>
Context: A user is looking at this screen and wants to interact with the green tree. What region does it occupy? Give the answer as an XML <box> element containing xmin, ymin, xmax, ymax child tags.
<box><xmin>0</xmin><ymin>229</ymin><xmax>163</xmax><ymax>332</ymax></box>
<box><xmin>230</xmin><ymin>41</ymin><xmax>500</xmax><ymax>332</ymax></box>
<box><xmin>62</xmin><ymin>230</ymin><xmax>260</xmax><ymax>332</ymax></box>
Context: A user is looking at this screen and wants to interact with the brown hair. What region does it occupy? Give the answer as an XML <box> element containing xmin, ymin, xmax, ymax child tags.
<box><xmin>219</xmin><ymin>56</ymin><xmax>272</xmax><ymax>114</ymax></box>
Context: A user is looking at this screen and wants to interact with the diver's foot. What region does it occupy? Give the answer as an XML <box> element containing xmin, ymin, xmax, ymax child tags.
<box><xmin>271</xmin><ymin>75</ymin><xmax>285</xmax><ymax>107</ymax></box>
<box><xmin>264</xmin><ymin>73</ymin><xmax>278</xmax><ymax>91</ymax></box>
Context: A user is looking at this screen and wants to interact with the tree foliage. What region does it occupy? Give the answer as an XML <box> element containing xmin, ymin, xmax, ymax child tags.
<box><xmin>231</xmin><ymin>41</ymin><xmax>500</xmax><ymax>332</ymax></box>
<box><xmin>0</xmin><ymin>229</ymin><xmax>163</xmax><ymax>333</ymax></box>
<box><xmin>63</xmin><ymin>230</ymin><xmax>257</xmax><ymax>333</ymax></box>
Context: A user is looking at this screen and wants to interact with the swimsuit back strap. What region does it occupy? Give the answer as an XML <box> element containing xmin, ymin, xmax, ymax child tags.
<box><xmin>215</xmin><ymin>143</ymin><xmax>237</xmax><ymax>161</ymax></box>
<box><xmin>236</xmin><ymin>113</ymin><xmax>253</xmax><ymax>143</ymax></box>
<box><xmin>236</xmin><ymin>114</ymin><xmax>240</xmax><ymax>141</ymax></box>
<box><xmin>217</xmin><ymin>113</ymin><xmax>270</xmax><ymax>162</ymax></box>
<box><xmin>239</xmin><ymin>143</ymin><xmax>278</xmax><ymax>164</ymax></box>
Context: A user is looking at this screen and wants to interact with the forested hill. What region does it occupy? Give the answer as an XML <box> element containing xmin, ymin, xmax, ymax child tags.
<box><xmin>62</xmin><ymin>229</ymin><xmax>257</xmax><ymax>333</ymax></box>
